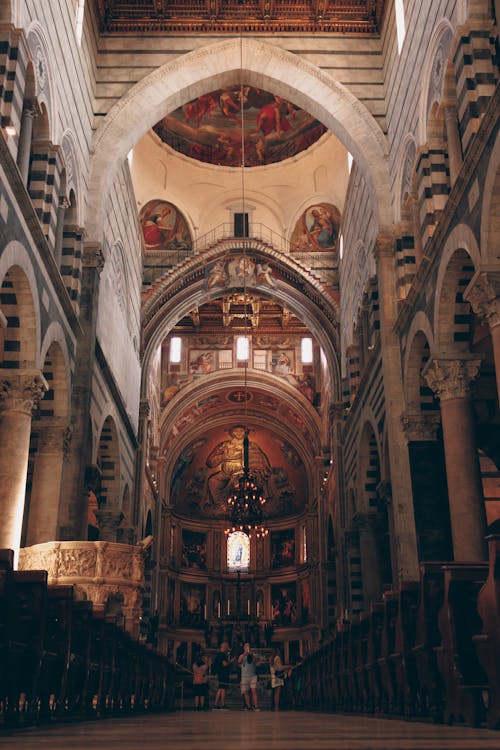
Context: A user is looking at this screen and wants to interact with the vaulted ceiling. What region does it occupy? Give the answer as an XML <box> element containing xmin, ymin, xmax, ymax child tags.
<box><xmin>94</xmin><ymin>0</ymin><xmax>387</xmax><ymax>35</ymax></box>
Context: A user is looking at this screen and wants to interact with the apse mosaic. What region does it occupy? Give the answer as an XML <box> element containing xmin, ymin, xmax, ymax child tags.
<box><xmin>169</xmin><ymin>424</ymin><xmax>306</xmax><ymax>520</ymax></box>
<box><xmin>140</xmin><ymin>199</ymin><xmax>192</xmax><ymax>252</ymax></box>
<box><xmin>290</xmin><ymin>202</ymin><xmax>340</xmax><ymax>252</ymax></box>
<box><xmin>153</xmin><ymin>86</ymin><xmax>327</xmax><ymax>168</ymax></box>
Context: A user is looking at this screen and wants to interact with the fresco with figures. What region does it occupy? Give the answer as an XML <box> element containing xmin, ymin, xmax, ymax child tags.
<box><xmin>290</xmin><ymin>202</ymin><xmax>340</xmax><ymax>253</ymax></box>
<box><xmin>140</xmin><ymin>199</ymin><xmax>192</xmax><ymax>252</ymax></box>
<box><xmin>169</xmin><ymin>423</ymin><xmax>306</xmax><ymax>519</ymax></box>
<box><xmin>153</xmin><ymin>86</ymin><xmax>327</xmax><ymax>168</ymax></box>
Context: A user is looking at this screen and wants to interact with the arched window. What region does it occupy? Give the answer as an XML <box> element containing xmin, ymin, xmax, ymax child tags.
<box><xmin>395</xmin><ymin>0</ymin><xmax>406</xmax><ymax>54</ymax></box>
<box><xmin>75</xmin><ymin>0</ymin><xmax>85</xmax><ymax>45</ymax></box>
<box><xmin>227</xmin><ymin>531</ymin><xmax>250</xmax><ymax>571</ymax></box>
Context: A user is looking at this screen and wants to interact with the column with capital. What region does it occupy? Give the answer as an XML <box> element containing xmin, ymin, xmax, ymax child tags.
<box><xmin>0</xmin><ymin>370</ymin><xmax>48</xmax><ymax>559</ymax></box>
<box><xmin>401</xmin><ymin>411</ymin><xmax>453</xmax><ymax>561</ymax></box>
<box><xmin>424</xmin><ymin>357</ymin><xmax>486</xmax><ymax>561</ymax></box>
<box><xmin>26</xmin><ymin>418</ymin><xmax>71</xmax><ymax>546</ymax></box>
<box><xmin>16</xmin><ymin>103</ymin><xmax>37</xmax><ymax>185</ymax></box>
<box><xmin>374</xmin><ymin>235</ymin><xmax>419</xmax><ymax>581</ymax></box>
<box><xmin>58</xmin><ymin>243</ymin><xmax>104</xmax><ymax>540</ymax></box>
<box><xmin>464</xmin><ymin>269</ymin><xmax>500</xmax><ymax>403</ymax></box>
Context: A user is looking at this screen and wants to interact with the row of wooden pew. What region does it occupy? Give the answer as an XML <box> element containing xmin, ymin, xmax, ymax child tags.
<box><xmin>0</xmin><ymin>549</ymin><xmax>175</xmax><ymax>726</ymax></box>
<box><xmin>300</xmin><ymin>533</ymin><xmax>500</xmax><ymax>729</ymax></box>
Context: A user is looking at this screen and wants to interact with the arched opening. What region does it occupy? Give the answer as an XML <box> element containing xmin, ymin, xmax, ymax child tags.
<box><xmin>94</xmin><ymin>416</ymin><xmax>121</xmax><ymax>542</ymax></box>
<box><xmin>0</xmin><ymin>265</ymin><xmax>37</xmax><ymax>368</ymax></box>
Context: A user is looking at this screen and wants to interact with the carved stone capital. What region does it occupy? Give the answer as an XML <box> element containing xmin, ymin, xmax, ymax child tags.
<box><xmin>373</xmin><ymin>234</ymin><xmax>395</xmax><ymax>261</ymax></box>
<box><xmin>329</xmin><ymin>401</ymin><xmax>345</xmax><ymax>424</ymax></box>
<box><xmin>0</xmin><ymin>370</ymin><xmax>48</xmax><ymax>416</ymax></box>
<box><xmin>94</xmin><ymin>509</ymin><xmax>124</xmax><ymax>541</ymax></box>
<box><xmin>139</xmin><ymin>399</ymin><xmax>150</xmax><ymax>420</ymax></box>
<box><xmin>423</xmin><ymin>357</ymin><xmax>481</xmax><ymax>401</ymax></box>
<box><xmin>376</xmin><ymin>480</ymin><xmax>392</xmax><ymax>505</ymax></box>
<box><xmin>464</xmin><ymin>270</ymin><xmax>500</xmax><ymax>329</ymax></box>
<box><xmin>34</xmin><ymin>418</ymin><xmax>72</xmax><ymax>453</ymax></box>
<box><xmin>82</xmin><ymin>242</ymin><xmax>105</xmax><ymax>275</ymax></box>
<box><xmin>58</xmin><ymin>196</ymin><xmax>70</xmax><ymax>211</ymax></box>
<box><xmin>401</xmin><ymin>411</ymin><xmax>441</xmax><ymax>442</ymax></box>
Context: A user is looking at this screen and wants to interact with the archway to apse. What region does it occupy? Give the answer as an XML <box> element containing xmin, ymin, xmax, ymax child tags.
<box><xmin>84</xmin><ymin>38</ymin><xmax>393</xmax><ymax>245</ymax></box>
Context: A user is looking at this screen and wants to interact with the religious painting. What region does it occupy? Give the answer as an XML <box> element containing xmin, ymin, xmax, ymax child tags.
<box><xmin>189</xmin><ymin>350</ymin><xmax>214</xmax><ymax>375</ymax></box>
<box><xmin>180</xmin><ymin>583</ymin><xmax>205</xmax><ymax>626</ymax></box>
<box><xmin>181</xmin><ymin>529</ymin><xmax>207</xmax><ymax>570</ymax></box>
<box><xmin>206</xmin><ymin>255</ymin><xmax>276</xmax><ymax>291</ymax></box>
<box><xmin>171</xmin><ymin>424</ymin><xmax>307</xmax><ymax>520</ymax></box>
<box><xmin>272</xmin><ymin>350</ymin><xmax>294</xmax><ymax>377</ymax></box>
<box><xmin>227</xmin><ymin>530</ymin><xmax>250</xmax><ymax>572</ymax></box>
<box><xmin>271</xmin><ymin>582</ymin><xmax>297</xmax><ymax>626</ymax></box>
<box><xmin>140</xmin><ymin>199</ymin><xmax>192</xmax><ymax>251</ymax></box>
<box><xmin>290</xmin><ymin>202</ymin><xmax>340</xmax><ymax>252</ymax></box>
<box><xmin>271</xmin><ymin>529</ymin><xmax>296</xmax><ymax>569</ymax></box>
<box><xmin>153</xmin><ymin>86</ymin><xmax>327</xmax><ymax>168</ymax></box>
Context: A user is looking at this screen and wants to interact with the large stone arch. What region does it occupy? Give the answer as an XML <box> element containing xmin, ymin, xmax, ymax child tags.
<box><xmin>480</xmin><ymin>127</ymin><xmax>500</xmax><ymax>263</ymax></box>
<box><xmin>417</xmin><ymin>18</ymin><xmax>455</xmax><ymax>146</ymax></box>
<box><xmin>85</xmin><ymin>38</ymin><xmax>392</xmax><ymax>244</ymax></box>
<box><xmin>404</xmin><ymin>313</ymin><xmax>436</xmax><ymax>410</ymax></box>
<box><xmin>434</xmin><ymin>224</ymin><xmax>481</xmax><ymax>352</ymax></box>
<box><xmin>141</xmin><ymin>243</ymin><xmax>341</xmax><ymax>400</ymax></box>
<box><xmin>0</xmin><ymin>247</ymin><xmax>41</xmax><ymax>369</ymax></box>
<box><xmin>26</xmin><ymin>21</ymin><xmax>57</xmax><ymax>144</ymax></box>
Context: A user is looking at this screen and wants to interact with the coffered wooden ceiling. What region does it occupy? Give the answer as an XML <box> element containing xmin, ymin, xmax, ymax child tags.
<box><xmin>94</xmin><ymin>1</ymin><xmax>387</xmax><ymax>34</ymax></box>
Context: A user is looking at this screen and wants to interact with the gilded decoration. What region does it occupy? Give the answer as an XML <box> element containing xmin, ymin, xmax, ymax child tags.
<box><xmin>169</xmin><ymin>423</ymin><xmax>306</xmax><ymax>519</ymax></box>
<box><xmin>153</xmin><ymin>85</ymin><xmax>327</xmax><ymax>167</ymax></box>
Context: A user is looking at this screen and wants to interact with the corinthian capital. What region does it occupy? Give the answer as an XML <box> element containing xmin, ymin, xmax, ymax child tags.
<box><xmin>0</xmin><ymin>370</ymin><xmax>48</xmax><ymax>416</ymax></box>
<box><xmin>423</xmin><ymin>357</ymin><xmax>481</xmax><ymax>401</ymax></box>
<box><xmin>34</xmin><ymin>418</ymin><xmax>71</xmax><ymax>453</ymax></box>
<box><xmin>464</xmin><ymin>270</ymin><xmax>500</xmax><ymax>329</ymax></box>
<box><xmin>401</xmin><ymin>411</ymin><xmax>441</xmax><ymax>442</ymax></box>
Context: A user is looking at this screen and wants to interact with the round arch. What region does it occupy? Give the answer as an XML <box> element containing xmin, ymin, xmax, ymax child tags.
<box><xmin>85</xmin><ymin>38</ymin><xmax>392</xmax><ymax>244</ymax></box>
<box><xmin>480</xmin><ymin>127</ymin><xmax>500</xmax><ymax>263</ymax></box>
<box><xmin>141</xmin><ymin>244</ymin><xmax>341</xmax><ymax>399</ymax></box>
<box><xmin>404</xmin><ymin>312</ymin><xmax>436</xmax><ymax>409</ymax></box>
<box><xmin>0</xmin><ymin>247</ymin><xmax>41</xmax><ymax>368</ymax></box>
<box><xmin>417</xmin><ymin>18</ymin><xmax>455</xmax><ymax>145</ymax></box>
<box><xmin>26</xmin><ymin>21</ymin><xmax>57</xmax><ymax>143</ymax></box>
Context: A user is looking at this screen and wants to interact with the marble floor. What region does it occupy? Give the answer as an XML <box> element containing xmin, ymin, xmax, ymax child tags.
<box><xmin>0</xmin><ymin>712</ymin><xmax>499</xmax><ymax>749</ymax></box>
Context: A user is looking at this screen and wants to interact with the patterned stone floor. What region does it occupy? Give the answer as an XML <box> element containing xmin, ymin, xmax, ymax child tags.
<box><xmin>1</xmin><ymin>711</ymin><xmax>500</xmax><ymax>749</ymax></box>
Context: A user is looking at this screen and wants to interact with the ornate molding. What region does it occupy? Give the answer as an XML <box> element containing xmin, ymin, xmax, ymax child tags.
<box><xmin>464</xmin><ymin>270</ymin><xmax>500</xmax><ymax>329</ymax></box>
<box><xmin>423</xmin><ymin>357</ymin><xmax>481</xmax><ymax>401</ymax></box>
<box><xmin>0</xmin><ymin>370</ymin><xmax>48</xmax><ymax>416</ymax></box>
<box><xmin>401</xmin><ymin>411</ymin><xmax>441</xmax><ymax>442</ymax></box>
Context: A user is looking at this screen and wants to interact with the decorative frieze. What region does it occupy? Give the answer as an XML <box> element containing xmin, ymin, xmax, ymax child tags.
<box><xmin>19</xmin><ymin>541</ymin><xmax>145</xmax><ymax>637</ymax></box>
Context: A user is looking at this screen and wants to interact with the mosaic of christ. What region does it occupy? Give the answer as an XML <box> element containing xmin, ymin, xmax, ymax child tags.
<box><xmin>153</xmin><ymin>86</ymin><xmax>328</xmax><ymax>167</ymax></box>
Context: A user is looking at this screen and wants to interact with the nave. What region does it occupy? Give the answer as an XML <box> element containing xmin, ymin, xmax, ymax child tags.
<box><xmin>1</xmin><ymin>712</ymin><xmax>500</xmax><ymax>750</ymax></box>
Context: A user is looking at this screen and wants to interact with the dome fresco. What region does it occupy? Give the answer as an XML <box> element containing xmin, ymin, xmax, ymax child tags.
<box><xmin>153</xmin><ymin>85</ymin><xmax>327</xmax><ymax>167</ymax></box>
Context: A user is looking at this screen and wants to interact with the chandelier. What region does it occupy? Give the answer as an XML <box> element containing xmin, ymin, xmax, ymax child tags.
<box><xmin>224</xmin><ymin>428</ymin><xmax>268</xmax><ymax>539</ymax></box>
<box><xmin>224</xmin><ymin>38</ymin><xmax>268</xmax><ymax>541</ymax></box>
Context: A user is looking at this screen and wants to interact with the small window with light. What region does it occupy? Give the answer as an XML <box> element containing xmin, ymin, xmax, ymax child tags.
<box><xmin>301</xmin><ymin>337</ymin><xmax>313</xmax><ymax>364</ymax></box>
<box><xmin>236</xmin><ymin>335</ymin><xmax>249</xmax><ymax>361</ymax></box>
<box><xmin>170</xmin><ymin>336</ymin><xmax>182</xmax><ymax>364</ymax></box>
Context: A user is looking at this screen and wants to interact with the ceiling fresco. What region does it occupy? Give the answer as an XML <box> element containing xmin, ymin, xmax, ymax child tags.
<box><xmin>94</xmin><ymin>1</ymin><xmax>388</xmax><ymax>35</ymax></box>
<box><xmin>169</xmin><ymin>423</ymin><xmax>307</xmax><ymax>520</ymax></box>
<box><xmin>153</xmin><ymin>86</ymin><xmax>327</xmax><ymax>167</ymax></box>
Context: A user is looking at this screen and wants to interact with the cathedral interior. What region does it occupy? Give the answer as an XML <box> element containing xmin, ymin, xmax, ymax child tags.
<box><xmin>0</xmin><ymin>0</ymin><xmax>500</xmax><ymax>745</ymax></box>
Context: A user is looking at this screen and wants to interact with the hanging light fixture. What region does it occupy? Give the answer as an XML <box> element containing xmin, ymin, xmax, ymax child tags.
<box><xmin>224</xmin><ymin>38</ymin><xmax>268</xmax><ymax>541</ymax></box>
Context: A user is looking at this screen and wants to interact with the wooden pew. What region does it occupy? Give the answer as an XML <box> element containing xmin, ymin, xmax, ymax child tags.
<box><xmin>65</xmin><ymin>599</ymin><xmax>94</xmax><ymax>714</ymax></box>
<box><xmin>3</xmin><ymin>570</ymin><xmax>48</xmax><ymax>724</ymax></box>
<box><xmin>474</xmin><ymin>533</ymin><xmax>500</xmax><ymax>729</ymax></box>
<box><xmin>411</xmin><ymin>562</ymin><xmax>446</xmax><ymax>721</ymax></box>
<box><xmin>377</xmin><ymin>590</ymin><xmax>399</xmax><ymax>714</ymax></box>
<box><xmin>364</xmin><ymin>602</ymin><xmax>384</xmax><ymax>713</ymax></box>
<box><xmin>37</xmin><ymin>585</ymin><xmax>75</xmax><ymax>720</ymax></box>
<box><xmin>388</xmin><ymin>581</ymin><xmax>420</xmax><ymax>716</ymax></box>
<box><xmin>435</xmin><ymin>563</ymin><xmax>488</xmax><ymax>726</ymax></box>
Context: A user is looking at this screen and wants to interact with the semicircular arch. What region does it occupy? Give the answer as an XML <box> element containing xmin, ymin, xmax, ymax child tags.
<box><xmin>86</xmin><ymin>38</ymin><xmax>392</xmax><ymax>244</ymax></box>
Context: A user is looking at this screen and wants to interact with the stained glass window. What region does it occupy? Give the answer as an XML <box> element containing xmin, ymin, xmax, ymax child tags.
<box><xmin>227</xmin><ymin>531</ymin><xmax>250</xmax><ymax>571</ymax></box>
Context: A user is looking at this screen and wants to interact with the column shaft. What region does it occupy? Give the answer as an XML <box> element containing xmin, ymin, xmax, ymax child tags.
<box><xmin>16</xmin><ymin>105</ymin><xmax>36</xmax><ymax>185</ymax></box>
<box><xmin>444</xmin><ymin>106</ymin><xmax>463</xmax><ymax>186</ymax></box>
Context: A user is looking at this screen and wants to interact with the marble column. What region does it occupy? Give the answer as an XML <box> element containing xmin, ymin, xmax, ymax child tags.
<box><xmin>58</xmin><ymin>243</ymin><xmax>104</xmax><ymax>540</ymax></box>
<box><xmin>94</xmin><ymin>509</ymin><xmax>124</xmax><ymax>542</ymax></box>
<box><xmin>374</xmin><ymin>235</ymin><xmax>419</xmax><ymax>581</ymax></box>
<box><xmin>408</xmin><ymin>194</ymin><xmax>424</xmax><ymax>266</ymax></box>
<box><xmin>54</xmin><ymin>196</ymin><xmax>70</xmax><ymax>267</ymax></box>
<box><xmin>464</xmin><ymin>269</ymin><xmax>500</xmax><ymax>403</ymax></box>
<box><xmin>0</xmin><ymin>370</ymin><xmax>48</xmax><ymax>560</ymax></box>
<box><xmin>26</xmin><ymin>418</ymin><xmax>71</xmax><ymax>546</ymax></box>
<box><xmin>444</xmin><ymin>104</ymin><xmax>463</xmax><ymax>186</ymax></box>
<box><xmin>424</xmin><ymin>357</ymin><xmax>486</xmax><ymax>561</ymax></box>
<box><xmin>355</xmin><ymin>512</ymin><xmax>385</xmax><ymax>605</ymax></box>
<box><xmin>16</xmin><ymin>103</ymin><xmax>37</xmax><ymax>186</ymax></box>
